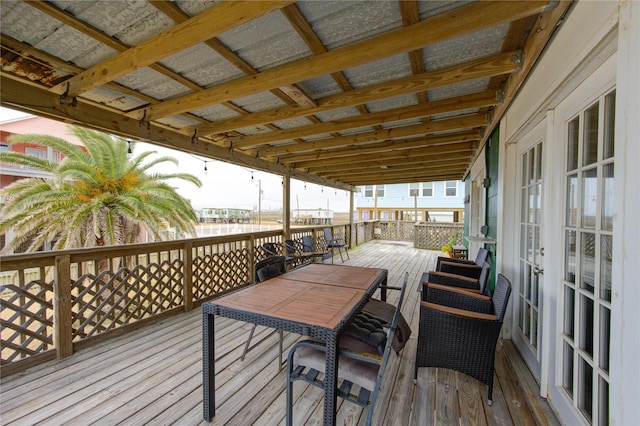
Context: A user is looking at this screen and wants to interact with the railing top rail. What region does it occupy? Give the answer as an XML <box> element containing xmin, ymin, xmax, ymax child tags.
<box><xmin>0</xmin><ymin>230</ymin><xmax>280</xmax><ymax>264</ymax></box>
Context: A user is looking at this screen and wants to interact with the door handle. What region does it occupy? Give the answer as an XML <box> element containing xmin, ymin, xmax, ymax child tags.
<box><xmin>534</xmin><ymin>265</ymin><xmax>544</xmax><ymax>276</ymax></box>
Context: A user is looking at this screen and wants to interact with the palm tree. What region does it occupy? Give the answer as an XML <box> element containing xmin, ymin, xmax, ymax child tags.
<box><xmin>0</xmin><ymin>126</ymin><xmax>202</xmax><ymax>253</ymax></box>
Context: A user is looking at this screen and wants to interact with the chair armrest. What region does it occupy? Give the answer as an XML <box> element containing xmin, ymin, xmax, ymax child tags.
<box><xmin>439</xmin><ymin>261</ymin><xmax>483</xmax><ymax>280</ymax></box>
<box><xmin>428</xmin><ymin>271</ymin><xmax>478</xmax><ymax>283</ymax></box>
<box><xmin>425</xmin><ymin>271</ymin><xmax>481</xmax><ymax>292</ymax></box>
<box><xmin>422</xmin><ymin>282</ymin><xmax>493</xmax><ymax>313</ymax></box>
<box><xmin>423</xmin><ymin>282</ymin><xmax>489</xmax><ymax>299</ymax></box>
<box><xmin>420</xmin><ymin>301</ymin><xmax>497</xmax><ymax>321</ymax></box>
<box><xmin>436</xmin><ymin>256</ymin><xmax>475</xmax><ymax>266</ymax></box>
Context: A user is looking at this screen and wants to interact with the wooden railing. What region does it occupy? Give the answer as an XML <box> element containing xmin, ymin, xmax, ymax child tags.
<box><xmin>0</xmin><ymin>224</ymin><xmax>360</xmax><ymax>376</ymax></box>
<box><xmin>0</xmin><ymin>220</ymin><xmax>454</xmax><ymax>376</ymax></box>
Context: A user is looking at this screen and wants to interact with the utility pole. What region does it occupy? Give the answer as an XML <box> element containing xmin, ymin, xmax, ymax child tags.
<box><xmin>258</xmin><ymin>179</ymin><xmax>262</xmax><ymax>227</ymax></box>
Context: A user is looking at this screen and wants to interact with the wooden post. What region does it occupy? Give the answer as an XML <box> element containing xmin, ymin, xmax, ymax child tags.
<box><xmin>349</xmin><ymin>190</ymin><xmax>354</xmax><ymax>247</ymax></box>
<box><xmin>183</xmin><ymin>242</ymin><xmax>194</xmax><ymax>311</ymax></box>
<box><xmin>283</xmin><ymin>176</ymin><xmax>291</xmax><ymax>238</ymax></box>
<box><xmin>54</xmin><ymin>254</ymin><xmax>73</xmax><ymax>358</ymax></box>
<box><xmin>249</xmin><ymin>235</ymin><xmax>256</xmax><ymax>284</ymax></box>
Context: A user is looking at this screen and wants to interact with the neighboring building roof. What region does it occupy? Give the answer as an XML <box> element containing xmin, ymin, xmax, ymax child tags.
<box><xmin>1</xmin><ymin>115</ymin><xmax>84</xmax><ymax>146</ymax></box>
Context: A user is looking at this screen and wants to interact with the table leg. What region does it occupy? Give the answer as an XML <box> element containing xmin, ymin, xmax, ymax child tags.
<box><xmin>203</xmin><ymin>310</ymin><xmax>215</xmax><ymax>421</ymax></box>
<box><xmin>323</xmin><ymin>335</ymin><xmax>338</xmax><ymax>425</ymax></box>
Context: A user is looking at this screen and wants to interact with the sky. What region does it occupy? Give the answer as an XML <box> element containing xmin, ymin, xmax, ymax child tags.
<box><xmin>0</xmin><ymin>107</ymin><xmax>351</xmax><ymax>212</ymax></box>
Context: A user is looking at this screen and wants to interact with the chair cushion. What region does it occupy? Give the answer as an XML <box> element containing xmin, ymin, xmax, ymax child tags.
<box><xmin>343</xmin><ymin>312</ymin><xmax>387</xmax><ymax>355</ymax></box>
<box><xmin>362</xmin><ymin>298</ymin><xmax>411</xmax><ymax>353</ymax></box>
<box><xmin>292</xmin><ymin>336</ymin><xmax>380</xmax><ymax>391</ymax></box>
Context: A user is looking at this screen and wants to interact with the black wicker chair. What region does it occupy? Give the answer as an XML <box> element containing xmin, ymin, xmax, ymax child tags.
<box><xmin>435</xmin><ymin>247</ymin><xmax>489</xmax><ymax>280</ymax></box>
<box><xmin>241</xmin><ymin>256</ymin><xmax>287</xmax><ymax>366</ymax></box>
<box><xmin>420</xmin><ymin>258</ymin><xmax>491</xmax><ymax>295</ymax></box>
<box><xmin>414</xmin><ymin>273</ymin><xmax>512</xmax><ymax>405</ymax></box>
<box><xmin>286</xmin><ymin>272</ymin><xmax>409</xmax><ymax>426</ymax></box>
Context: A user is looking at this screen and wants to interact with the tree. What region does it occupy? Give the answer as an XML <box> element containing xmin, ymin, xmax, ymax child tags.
<box><xmin>0</xmin><ymin>126</ymin><xmax>202</xmax><ymax>253</ymax></box>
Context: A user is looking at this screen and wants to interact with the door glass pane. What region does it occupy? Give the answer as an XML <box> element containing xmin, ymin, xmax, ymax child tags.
<box><xmin>524</xmin><ymin>302</ymin><xmax>531</xmax><ymax>338</ymax></box>
<box><xmin>563</xmin><ymin>342</ymin><xmax>574</xmax><ymax>396</ymax></box>
<box><xmin>565</xmin><ymin>230</ymin><xmax>576</xmax><ymax>283</ymax></box>
<box><xmin>583</xmin><ymin>103</ymin><xmax>599</xmax><ymax>166</ymax></box>
<box><xmin>535</xmin><ymin>183</ymin><xmax>542</xmax><ymax>224</ymax></box>
<box><xmin>527</xmin><ymin>225</ymin><xmax>534</xmax><ymax>263</ymax></box>
<box><xmin>599</xmin><ymin>306</ymin><xmax>610</xmax><ymax>372</ymax></box>
<box><xmin>600</xmin><ymin>235</ymin><xmax>612</xmax><ymax>302</ymax></box>
<box><xmin>568</xmin><ymin>117</ymin><xmax>579</xmax><ymax>171</ymax></box>
<box><xmin>599</xmin><ymin>377</ymin><xmax>609</xmax><ymax>425</ymax></box>
<box><xmin>535</xmin><ymin>226</ymin><xmax>541</xmax><ymax>266</ymax></box>
<box><xmin>579</xmin><ymin>358</ymin><xmax>594</xmax><ymax>421</ymax></box>
<box><xmin>601</xmin><ymin>163</ymin><xmax>614</xmax><ymax>231</ymax></box>
<box><xmin>581</xmin><ymin>232</ymin><xmax>596</xmax><ymax>293</ymax></box>
<box><xmin>564</xmin><ymin>286</ymin><xmax>575</xmax><ymax>338</ymax></box>
<box><xmin>604</xmin><ymin>91</ymin><xmax>615</xmax><ymax>159</ymax></box>
<box><xmin>567</xmin><ymin>174</ymin><xmax>578</xmax><ymax>226</ymax></box>
<box><xmin>529</xmin><ymin>186</ymin><xmax>535</xmax><ymax>222</ymax></box>
<box><xmin>581</xmin><ymin>168</ymin><xmax>597</xmax><ymax>229</ymax></box>
<box><xmin>521</xmin><ymin>188</ymin><xmax>528</xmax><ymax>222</ymax></box>
<box><xmin>532</xmin><ymin>308</ymin><xmax>538</xmax><ymax>349</ymax></box>
<box><xmin>519</xmin><ymin>296</ymin><xmax>525</xmax><ymax>330</ymax></box>
<box><xmin>536</xmin><ymin>144</ymin><xmax>543</xmax><ymax>181</ymax></box>
<box><xmin>529</xmin><ymin>149</ymin><xmax>535</xmax><ymax>184</ymax></box>
<box><xmin>580</xmin><ymin>294</ymin><xmax>594</xmax><ymax>357</ymax></box>
<box><xmin>520</xmin><ymin>224</ymin><xmax>526</xmax><ymax>258</ymax></box>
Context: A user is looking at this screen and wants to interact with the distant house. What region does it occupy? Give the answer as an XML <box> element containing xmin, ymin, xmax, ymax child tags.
<box><xmin>355</xmin><ymin>181</ymin><xmax>465</xmax><ymax>222</ymax></box>
<box><xmin>292</xmin><ymin>208</ymin><xmax>333</xmax><ymax>225</ymax></box>
<box><xmin>198</xmin><ymin>207</ymin><xmax>251</xmax><ymax>224</ymax></box>
<box><xmin>1</xmin><ymin>115</ymin><xmax>84</xmax><ymax>188</ymax></box>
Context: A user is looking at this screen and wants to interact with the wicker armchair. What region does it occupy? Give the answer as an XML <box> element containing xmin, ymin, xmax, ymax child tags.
<box><xmin>286</xmin><ymin>272</ymin><xmax>409</xmax><ymax>426</ymax></box>
<box><xmin>435</xmin><ymin>247</ymin><xmax>489</xmax><ymax>280</ymax></box>
<box><xmin>414</xmin><ymin>273</ymin><xmax>512</xmax><ymax>404</ymax></box>
<box><xmin>420</xmin><ymin>258</ymin><xmax>491</xmax><ymax>295</ymax></box>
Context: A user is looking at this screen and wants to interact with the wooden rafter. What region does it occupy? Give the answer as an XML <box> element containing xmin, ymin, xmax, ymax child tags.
<box><xmin>259</xmin><ymin>130</ymin><xmax>479</xmax><ymax>159</ymax></box>
<box><xmin>50</xmin><ymin>1</ymin><xmax>294</xmax><ymax>97</ymax></box>
<box><xmin>127</xmin><ymin>1</ymin><xmax>550</xmax><ymax>122</ymax></box>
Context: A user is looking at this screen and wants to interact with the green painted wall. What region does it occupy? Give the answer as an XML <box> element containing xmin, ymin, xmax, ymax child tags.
<box><xmin>485</xmin><ymin>128</ymin><xmax>500</xmax><ymax>290</ymax></box>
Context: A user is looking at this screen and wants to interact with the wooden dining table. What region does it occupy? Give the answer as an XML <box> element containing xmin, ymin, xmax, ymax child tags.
<box><xmin>202</xmin><ymin>263</ymin><xmax>388</xmax><ymax>425</ymax></box>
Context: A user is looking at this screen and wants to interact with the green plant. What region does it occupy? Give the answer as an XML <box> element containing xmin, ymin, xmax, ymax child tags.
<box><xmin>441</xmin><ymin>231</ymin><xmax>460</xmax><ymax>255</ymax></box>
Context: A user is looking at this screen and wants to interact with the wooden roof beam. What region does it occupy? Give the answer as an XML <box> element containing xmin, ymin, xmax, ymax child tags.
<box><xmin>339</xmin><ymin>170</ymin><xmax>467</xmax><ymax>186</ymax></box>
<box><xmin>273</xmin><ymin>115</ymin><xmax>486</xmax><ymax>161</ymax></box>
<box><xmin>231</xmin><ymin>90</ymin><xmax>497</xmax><ymax>149</ymax></box>
<box><xmin>269</xmin><ymin>131</ymin><xmax>479</xmax><ymax>161</ymax></box>
<box><xmin>129</xmin><ymin>1</ymin><xmax>551</xmax><ymax>122</ymax></box>
<box><xmin>0</xmin><ymin>74</ymin><xmax>352</xmax><ymax>191</ymax></box>
<box><xmin>305</xmin><ymin>148</ymin><xmax>475</xmax><ymax>173</ymax></box>
<box><xmin>197</xmin><ymin>51</ymin><xmax>519</xmax><ymax>139</ymax></box>
<box><xmin>51</xmin><ymin>1</ymin><xmax>294</xmax><ymax>97</ymax></box>
<box><xmin>292</xmin><ymin>144</ymin><xmax>474</xmax><ymax>169</ymax></box>
<box><xmin>148</xmin><ymin>0</ymin><xmax>316</xmax><ymax>110</ymax></box>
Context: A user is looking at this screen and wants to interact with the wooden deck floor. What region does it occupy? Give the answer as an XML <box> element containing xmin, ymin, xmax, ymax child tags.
<box><xmin>0</xmin><ymin>240</ymin><xmax>559</xmax><ymax>425</ymax></box>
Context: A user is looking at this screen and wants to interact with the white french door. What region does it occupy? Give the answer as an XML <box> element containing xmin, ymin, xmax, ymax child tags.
<box><xmin>554</xmin><ymin>89</ymin><xmax>615</xmax><ymax>426</ymax></box>
<box><xmin>513</xmin><ymin>124</ymin><xmax>544</xmax><ymax>381</ymax></box>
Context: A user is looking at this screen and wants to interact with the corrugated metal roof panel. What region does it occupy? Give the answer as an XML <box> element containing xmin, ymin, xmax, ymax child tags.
<box><xmin>217</xmin><ymin>11</ymin><xmax>312</xmax><ymax>72</ymax></box>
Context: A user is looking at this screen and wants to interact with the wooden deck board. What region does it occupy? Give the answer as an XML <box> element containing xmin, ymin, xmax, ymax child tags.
<box><xmin>0</xmin><ymin>240</ymin><xmax>558</xmax><ymax>425</ymax></box>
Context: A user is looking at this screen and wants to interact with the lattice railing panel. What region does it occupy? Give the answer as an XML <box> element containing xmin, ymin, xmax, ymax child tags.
<box><xmin>70</xmin><ymin>259</ymin><xmax>184</xmax><ymax>341</ymax></box>
<box><xmin>1</xmin><ymin>279</ymin><xmax>54</xmax><ymax>364</ymax></box>
<box><xmin>415</xmin><ymin>223</ymin><xmax>464</xmax><ymax>250</ymax></box>
<box><xmin>192</xmin><ymin>248</ymin><xmax>250</xmax><ymax>299</ymax></box>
